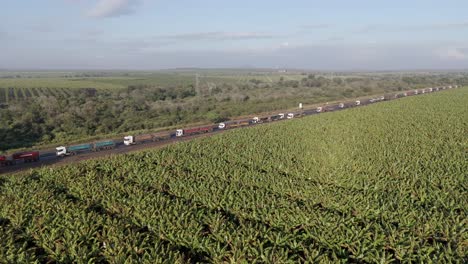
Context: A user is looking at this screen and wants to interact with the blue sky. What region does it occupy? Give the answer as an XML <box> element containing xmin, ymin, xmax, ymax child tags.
<box><xmin>1</xmin><ymin>0</ymin><xmax>468</xmax><ymax>70</ymax></box>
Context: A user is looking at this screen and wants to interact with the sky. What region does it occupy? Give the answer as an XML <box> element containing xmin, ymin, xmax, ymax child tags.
<box><xmin>1</xmin><ymin>0</ymin><xmax>468</xmax><ymax>70</ymax></box>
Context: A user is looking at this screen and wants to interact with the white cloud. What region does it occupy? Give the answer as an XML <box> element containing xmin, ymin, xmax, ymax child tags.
<box><xmin>86</xmin><ymin>0</ymin><xmax>139</xmax><ymax>18</ymax></box>
<box><xmin>159</xmin><ymin>32</ymin><xmax>278</xmax><ymax>41</ymax></box>
<box><xmin>357</xmin><ymin>22</ymin><xmax>468</xmax><ymax>34</ymax></box>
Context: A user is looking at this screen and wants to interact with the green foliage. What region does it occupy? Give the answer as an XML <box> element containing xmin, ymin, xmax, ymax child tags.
<box><xmin>0</xmin><ymin>88</ymin><xmax>466</xmax><ymax>262</ymax></box>
<box><xmin>1</xmin><ymin>71</ymin><xmax>467</xmax><ymax>152</ymax></box>
<box><xmin>0</xmin><ymin>78</ymin><xmax>124</xmax><ymax>91</ymax></box>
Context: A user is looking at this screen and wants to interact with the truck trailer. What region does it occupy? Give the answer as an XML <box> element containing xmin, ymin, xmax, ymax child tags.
<box><xmin>176</xmin><ymin>126</ymin><xmax>213</xmax><ymax>137</ymax></box>
<box><xmin>124</xmin><ymin>132</ymin><xmax>173</xmax><ymax>145</ymax></box>
<box><xmin>218</xmin><ymin>120</ymin><xmax>250</xmax><ymax>129</ymax></box>
<box><xmin>56</xmin><ymin>141</ymin><xmax>115</xmax><ymax>157</ymax></box>
<box><xmin>1</xmin><ymin>151</ymin><xmax>40</xmax><ymax>166</ymax></box>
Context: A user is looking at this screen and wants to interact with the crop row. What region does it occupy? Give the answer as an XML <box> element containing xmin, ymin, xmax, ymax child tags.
<box><xmin>0</xmin><ymin>87</ymin><xmax>89</xmax><ymax>102</ymax></box>
<box><xmin>0</xmin><ymin>88</ymin><xmax>466</xmax><ymax>263</ymax></box>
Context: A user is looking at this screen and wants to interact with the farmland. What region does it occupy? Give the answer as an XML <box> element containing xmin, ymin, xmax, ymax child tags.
<box><xmin>0</xmin><ymin>88</ymin><xmax>466</xmax><ymax>263</ymax></box>
<box><xmin>1</xmin><ymin>70</ymin><xmax>467</xmax><ymax>152</ymax></box>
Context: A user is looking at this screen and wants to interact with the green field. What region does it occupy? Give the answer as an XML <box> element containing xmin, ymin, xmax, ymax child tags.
<box><xmin>0</xmin><ymin>71</ymin><xmax>305</xmax><ymax>102</ymax></box>
<box><xmin>0</xmin><ymin>73</ymin><xmax>197</xmax><ymax>102</ymax></box>
<box><xmin>1</xmin><ymin>88</ymin><xmax>467</xmax><ymax>263</ymax></box>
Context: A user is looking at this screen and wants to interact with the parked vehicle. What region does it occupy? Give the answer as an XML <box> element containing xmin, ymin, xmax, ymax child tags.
<box><xmin>176</xmin><ymin>126</ymin><xmax>213</xmax><ymax>137</ymax></box>
<box><xmin>0</xmin><ymin>155</ymin><xmax>11</xmax><ymax>166</ymax></box>
<box><xmin>271</xmin><ymin>113</ymin><xmax>285</xmax><ymax>121</ymax></box>
<box><xmin>235</xmin><ymin>121</ymin><xmax>251</xmax><ymax>127</ymax></box>
<box><xmin>13</xmin><ymin>151</ymin><xmax>40</xmax><ymax>162</ymax></box>
<box><xmin>1</xmin><ymin>151</ymin><xmax>40</xmax><ymax>166</ymax></box>
<box><xmin>251</xmin><ymin>117</ymin><xmax>260</xmax><ymax>124</ymax></box>
<box><xmin>56</xmin><ymin>141</ymin><xmax>115</xmax><ymax>157</ymax></box>
<box><xmin>124</xmin><ymin>133</ymin><xmax>173</xmax><ymax>145</ymax></box>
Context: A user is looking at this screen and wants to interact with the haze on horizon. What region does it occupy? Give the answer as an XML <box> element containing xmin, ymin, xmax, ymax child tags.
<box><xmin>1</xmin><ymin>0</ymin><xmax>468</xmax><ymax>71</ymax></box>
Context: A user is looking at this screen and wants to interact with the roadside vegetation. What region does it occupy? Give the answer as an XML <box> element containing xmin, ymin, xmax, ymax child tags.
<box><xmin>0</xmin><ymin>88</ymin><xmax>466</xmax><ymax>262</ymax></box>
<box><xmin>1</xmin><ymin>70</ymin><xmax>467</xmax><ymax>151</ymax></box>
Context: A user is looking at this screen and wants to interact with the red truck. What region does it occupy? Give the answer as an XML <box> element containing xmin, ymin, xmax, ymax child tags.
<box><xmin>176</xmin><ymin>126</ymin><xmax>213</xmax><ymax>137</ymax></box>
<box><xmin>1</xmin><ymin>151</ymin><xmax>40</xmax><ymax>166</ymax></box>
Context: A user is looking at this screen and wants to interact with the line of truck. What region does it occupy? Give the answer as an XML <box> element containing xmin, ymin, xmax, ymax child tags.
<box><xmin>0</xmin><ymin>85</ymin><xmax>459</xmax><ymax>168</ymax></box>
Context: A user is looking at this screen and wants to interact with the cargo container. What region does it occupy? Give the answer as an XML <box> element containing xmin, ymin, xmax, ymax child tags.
<box><xmin>70</xmin><ymin>144</ymin><xmax>93</xmax><ymax>152</ymax></box>
<box><xmin>94</xmin><ymin>141</ymin><xmax>115</xmax><ymax>151</ymax></box>
<box><xmin>1</xmin><ymin>151</ymin><xmax>40</xmax><ymax>166</ymax></box>
<box><xmin>12</xmin><ymin>151</ymin><xmax>40</xmax><ymax>162</ymax></box>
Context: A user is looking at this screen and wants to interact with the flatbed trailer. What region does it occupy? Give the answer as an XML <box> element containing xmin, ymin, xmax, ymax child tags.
<box><xmin>1</xmin><ymin>151</ymin><xmax>40</xmax><ymax>166</ymax></box>
<box><xmin>176</xmin><ymin>126</ymin><xmax>213</xmax><ymax>137</ymax></box>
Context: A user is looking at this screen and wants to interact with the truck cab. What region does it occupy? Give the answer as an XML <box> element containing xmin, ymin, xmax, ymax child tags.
<box><xmin>355</xmin><ymin>100</ymin><xmax>361</xmax><ymax>106</ymax></box>
<box><xmin>287</xmin><ymin>113</ymin><xmax>295</xmax><ymax>119</ymax></box>
<box><xmin>176</xmin><ymin>129</ymin><xmax>184</xmax><ymax>137</ymax></box>
<box><xmin>56</xmin><ymin>146</ymin><xmax>67</xmax><ymax>157</ymax></box>
<box><xmin>218</xmin><ymin>123</ymin><xmax>226</xmax><ymax>129</ymax></box>
<box><xmin>124</xmin><ymin>136</ymin><xmax>134</xmax><ymax>146</ymax></box>
<box><xmin>0</xmin><ymin>155</ymin><xmax>14</xmax><ymax>166</ymax></box>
